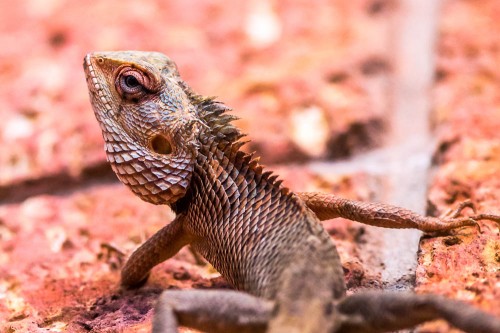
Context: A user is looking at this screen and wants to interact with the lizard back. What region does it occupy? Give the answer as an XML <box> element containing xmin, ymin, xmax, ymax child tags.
<box><xmin>177</xmin><ymin>129</ymin><xmax>346</xmax><ymax>300</ymax></box>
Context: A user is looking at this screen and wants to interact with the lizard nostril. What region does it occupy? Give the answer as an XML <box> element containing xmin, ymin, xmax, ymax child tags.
<box><xmin>150</xmin><ymin>134</ymin><xmax>172</xmax><ymax>155</ymax></box>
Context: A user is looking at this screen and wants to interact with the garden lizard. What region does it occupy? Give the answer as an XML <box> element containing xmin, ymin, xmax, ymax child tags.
<box><xmin>83</xmin><ymin>51</ymin><xmax>500</xmax><ymax>333</ymax></box>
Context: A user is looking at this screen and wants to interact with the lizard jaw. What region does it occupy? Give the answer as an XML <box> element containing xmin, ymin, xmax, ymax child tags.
<box><xmin>83</xmin><ymin>52</ymin><xmax>196</xmax><ymax>206</ymax></box>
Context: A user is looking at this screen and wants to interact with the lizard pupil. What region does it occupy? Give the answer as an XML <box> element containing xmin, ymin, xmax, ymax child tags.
<box><xmin>124</xmin><ymin>75</ymin><xmax>140</xmax><ymax>88</ymax></box>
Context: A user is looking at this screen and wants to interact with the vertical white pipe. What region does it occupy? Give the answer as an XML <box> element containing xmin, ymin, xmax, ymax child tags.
<box><xmin>380</xmin><ymin>0</ymin><xmax>441</xmax><ymax>289</ymax></box>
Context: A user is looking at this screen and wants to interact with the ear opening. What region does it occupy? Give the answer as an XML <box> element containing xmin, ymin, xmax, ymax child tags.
<box><xmin>150</xmin><ymin>134</ymin><xmax>172</xmax><ymax>155</ymax></box>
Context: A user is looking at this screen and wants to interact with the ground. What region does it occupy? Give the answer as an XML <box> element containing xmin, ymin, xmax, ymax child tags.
<box><xmin>0</xmin><ymin>1</ymin><xmax>499</xmax><ymax>332</ymax></box>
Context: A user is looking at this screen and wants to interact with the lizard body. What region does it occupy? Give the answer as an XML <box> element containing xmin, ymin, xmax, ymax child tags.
<box><xmin>84</xmin><ymin>51</ymin><xmax>500</xmax><ymax>333</ymax></box>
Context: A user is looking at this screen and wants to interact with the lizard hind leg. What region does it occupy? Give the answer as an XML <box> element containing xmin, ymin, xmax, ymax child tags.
<box><xmin>335</xmin><ymin>291</ymin><xmax>500</xmax><ymax>333</ymax></box>
<box><xmin>152</xmin><ymin>289</ymin><xmax>273</xmax><ymax>333</ymax></box>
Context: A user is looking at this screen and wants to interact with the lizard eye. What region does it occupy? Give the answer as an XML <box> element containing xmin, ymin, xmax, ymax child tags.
<box><xmin>124</xmin><ymin>75</ymin><xmax>140</xmax><ymax>89</ymax></box>
<box><xmin>115</xmin><ymin>67</ymin><xmax>150</xmax><ymax>99</ymax></box>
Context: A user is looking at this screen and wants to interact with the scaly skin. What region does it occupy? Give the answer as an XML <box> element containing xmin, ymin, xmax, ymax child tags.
<box><xmin>84</xmin><ymin>51</ymin><xmax>500</xmax><ymax>333</ymax></box>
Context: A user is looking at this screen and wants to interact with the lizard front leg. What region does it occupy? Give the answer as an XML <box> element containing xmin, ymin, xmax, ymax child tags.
<box><xmin>336</xmin><ymin>291</ymin><xmax>500</xmax><ymax>333</ymax></box>
<box><xmin>153</xmin><ymin>289</ymin><xmax>272</xmax><ymax>333</ymax></box>
<box><xmin>297</xmin><ymin>192</ymin><xmax>500</xmax><ymax>232</ymax></box>
<box><xmin>121</xmin><ymin>214</ymin><xmax>192</xmax><ymax>288</ymax></box>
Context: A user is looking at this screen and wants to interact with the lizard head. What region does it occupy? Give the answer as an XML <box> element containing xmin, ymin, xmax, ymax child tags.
<box><xmin>83</xmin><ymin>51</ymin><xmax>201</xmax><ymax>205</ymax></box>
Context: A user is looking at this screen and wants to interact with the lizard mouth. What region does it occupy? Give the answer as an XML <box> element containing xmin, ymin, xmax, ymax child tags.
<box><xmin>83</xmin><ymin>54</ymin><xmax>99</xmax><ymax>95</ymax></box>
<box><xmin>83</xmin><ymin>53</ymin><xmax>114</xmax><ymax>117</ymax></box>
<box><xmin>83</xmin><ymin>55</ymin><xmax>95</xmax><ymax>86</ymax></box>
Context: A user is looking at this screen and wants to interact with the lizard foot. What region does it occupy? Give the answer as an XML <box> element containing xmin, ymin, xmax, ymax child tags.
<box><xmin>434</xmin><ymin>199</ymin><xmax>500</xmax><ymax>234</ymax></box>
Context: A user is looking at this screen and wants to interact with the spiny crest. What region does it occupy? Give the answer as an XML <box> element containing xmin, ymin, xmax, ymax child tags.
<box><xmin>189</xmin><ymin>93</ymin><xmax>294</xmax><ymax>199</ymax></box>
<box><xmin>195</xmin><ymin>96</ymin><xmax>244</xmax><ymax>144</ymax></box>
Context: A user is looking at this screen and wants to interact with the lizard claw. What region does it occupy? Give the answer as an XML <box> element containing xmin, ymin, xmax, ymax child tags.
<box><xmin>441</xmin><ymin>199</ymin><xmax>476</xmax><ymax>219</ymax></box>
<box><xmin>430</xmin><ymin>199</ymin><xmax>500</xmax><ymax>234</ymax></box>
<box><xmin>440</xmin><ymin>199</ymin><xmax>500</xmax><ymax>231</ymax></box>
<box><xmin>469</xmin><ymin>214</ymin><xmax>500</xmax><ymax>233</ymax></box>
<box><xmin>100</xmin><ymin>242</ymin><xmax>127</xmax><ymax>270</ymax></box>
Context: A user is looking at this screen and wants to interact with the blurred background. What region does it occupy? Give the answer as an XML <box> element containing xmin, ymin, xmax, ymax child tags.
<box><xmin>1</xmin><ymin>0</ymin><xmax>500</xmax><ymax>332</ymax></box>
<box><xmin>0</xmin><ymin>0</ymin><xmax>394</xmax><ymax>184</ymax></box>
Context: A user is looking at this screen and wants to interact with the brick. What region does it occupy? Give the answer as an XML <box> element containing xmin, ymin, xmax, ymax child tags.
<box><xmin>0</xmin><ymin>184</ymin><xmax>170</xmax><ymax>331</ymax></box>
<box><xmin>416</xmin><ymin>0</ymin><xmax>500</xmax><ymax>331</ymax></box>
<box><xmin>0</xmin><ymin>165</ymin><xmax>386</xmax><ymax>331</ymax></box>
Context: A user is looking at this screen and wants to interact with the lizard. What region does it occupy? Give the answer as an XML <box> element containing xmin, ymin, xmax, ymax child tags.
<box><xmin>83</xmin><ymin>50</ymin><xmax>500</xmax><ymax>333</ymax></box>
